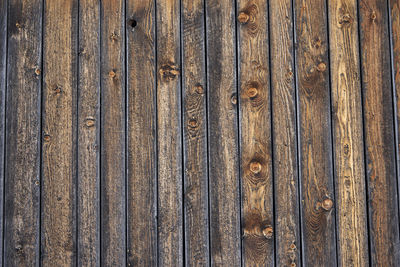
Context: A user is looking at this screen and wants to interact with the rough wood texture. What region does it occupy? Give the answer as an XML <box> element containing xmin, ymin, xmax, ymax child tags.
<box><xmin>126</xmin><ymin>0</ymin><xmax>157</xmax><ymax>265</ymax></box>
<box><xmin>0</xmin><ymin>0</ymin><xmax>5</xmax><ymax>262</ymax></box>
<box><xmin>359</xmin><ymin>0</ymin><xmax>400</xmax><ymax>265</ymax></box>
<box><xmin>100</xmin><ymin>0</ymin><xmax>126</xmax><ymax>265</ymax></box>
<box><xmin>181</xmin><ymin>0</ymin><xmax>210</xmax><ymax>265</ymax></box>
<box><xmin>269</xmin><ymin>0</ymin><xmax>301</xmax><ymax>266</ymax></box>
<box><xmin>156</xmin><ymin>0</ymin><xmax>183</xmax><ymax>265</ymax></box>
<box><xmin>237</xmin><ymin>0</ymin><xmax>274</xmax><ymax>265</ymax></box>
<box><xmin>42</xmin><ymin>0</ymin><xmax>78</xmax><ymax>265</ymax></box>
<box><xmin>4</xmin><ymin>0</ymin><xmax>42</xmax><ymax>265</ymax></box>
<box><xmin>294</xmin><ymin>0</ymin><xmax>337</xmax><ymax>266</ymax></box>
<box><xmin>328</xmin><ymin>1</ymin><xmax>369</xmax><ymax>266</ymax></box>
<box><xmin>206</xmin><ymin>0</ymin><xmax>241</xmax><ymax>265</ymax></box>
<box><xmin>77</xmin><ymin>0</ymin><xmax>100</xmax><ymax>265</ymax></box>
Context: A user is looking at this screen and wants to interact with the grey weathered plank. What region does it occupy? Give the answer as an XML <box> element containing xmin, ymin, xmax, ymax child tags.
<box><xmin>126</xmin><ymin>0</ymin><xmax>157</xmax><ymax>265</ymax></box>
<box><xmin>237</xmin><ymin>0</ymin><xmax>274</xmax><ymax>265</ymax></box>
<box><xmin>359</xmin><ymin>0</ymin><xmax>400</xmax><ymax>265</ymax></box>
<box><xmin>77</xmin><ymin>0</ymin><xmax>100</xmax><ymax>265</ymax></box>
<box><xmin>4</xmin><ymin>0</ymin><xmax>42</xmax><ymax>265</ymax></box>
<box><xmin>0</xmin><ymin>0</ymin><xmax>5</xmax><ymax>262</ymax></box>
<box><xmin>269</xmin><ymin>0</ymin><xmax>301</xmax><ymax>265</ymax></box>
<box><xmin>206</xmin><ymin>0</ymin><xmax>241</xmax><ymax>265</ymax></box>
<box><xmin>100</xmin><ymin>0</ymin><xmax>126</xmax><ymax>265</ymax></box>
<box><xmin>294</xmin><ymin>0</ymin><xmax>337</xmax><ymax>265</ymax></box>
<box><xmin>328</xmin><ymin>0</ymin><xmax>369</xmax><ymax>266</ymax></box>
<box><xmin>156</xmin><ymin>0</ymin><xmax>183</xmax><ymax>265</ymax></box>
<box><xmin>181</xmin><ymin>0</ymin><xmax>210</xmax><ymax>265</ymax></box>
<box><xmin>41</xmin><ymin>0</ymin><xmax>78</xmax><ymax>265</ymax></box>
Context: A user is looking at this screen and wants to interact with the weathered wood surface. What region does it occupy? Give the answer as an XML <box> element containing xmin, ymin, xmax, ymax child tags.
<box><xmin>182</xmin><ymin>0</ymin><xmax>210</xmax><ymax>265</ymax></box>
<box><xmin>294</xmin><ymin>0</ymin><xmax>337</xmax><ymax>266</ymax></box>
<box><xmin>100</xmin><ymin>0</ymin><xmax>126</xmax><ymax>265</ymax></box>
<box><xmin>41</xmin><ymin>0</ymin><xmax>78</xmax><ymax>265</ymax></box>
<box><xmin>237</xmin><ymin>0</ymin><xmax>274</xmax><ymax>265</ymax></box>
<box><xmin>126</xmin><ymin>0</ymin><xmax>157</xmax><ymax>266</ymax></box>
<box><xmin>156</xmin><ymin>0</ymin><xmax>183</xmax><ymax>265</ymax></box>
<box><xmin>77</xmin><ymin>0</ymin><xmax>100</xmax><ymax>266</ymax></box>
<box><xmin>1</xmin><ymin>0</ymin><xmax>400</xmax><ymax>265</ymax></box>
<box><xmin>269</xmin><ymin>0</ymin><xmax>301</xmax><ymax>266</ymax></box>
<box><xmin>4</xmin><ymin>0</ymin><xmax>42</xmax><ymax>265</ymax></box>
<box><xmin>359</xmin><ymin>0</ymin><xmax>400</xmax><ymax>265</ymax></box>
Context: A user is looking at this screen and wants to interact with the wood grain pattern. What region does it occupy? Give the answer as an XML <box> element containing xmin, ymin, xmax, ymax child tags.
<box><xmin>126</xmin><ymin>0</ymin><xmax>157</xmax><ymax>265</ymax></box>
<box><xmin>77</xmin><ymin>0</ymin><xmax>100</xmax><ymax>265</ymax></box>
<box><xmin>269</xmin><ymin>0</ymin><xmax>301</xmax><ymax>266</ymax></box>
<box><xmin>328</xmin><ymin>1</ymin><xmax>369</xmax><ymax>266</ymax></box>
<box><xmin>359</xmin><ymin>0</ymin><xmax>400</xmax><ymax>265</ymax></box>
<box><xmin>181</xmin><ymin>0</ymin><xmax>210</xmax><ymax>265</ymax></box>
<box><xmin>0</xmin><ymin>0</ymin><xmax>5</xmax><ymax>263</ymax></box>
<box><xmin>156</xmin><ymin>0</ymin><xmax>183</xmax><ymax>265</ymax></box>
<box><xmin>294</xmin><ymin>0</ymin><xmax>337</xmax><ymax>266</ymax></box>
<box><xmin>42</xmin><ymin>0</ymin><xmax>78</xmax><ymax>265</ymax></box>
<box><xmin>4</xmin><ymin>0</ymin><xmax>42</xmax><ymax>265</ymax></box>
<box><xmin>237</xmin><ymin>0</ymin><xmax>274</xmax><ymax>265</ymax></box>
<box><xmin>206</xmin><ymin>0</ymin><xmax>241</xmax><ymax>265</ymax></box>
<box><xmin>100</xmin><ymin>0</ymin><xmax>126</xmax><ymax>265</ymax></box>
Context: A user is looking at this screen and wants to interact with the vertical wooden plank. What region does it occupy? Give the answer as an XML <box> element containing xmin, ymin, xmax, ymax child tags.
<box><xmin>237</xmin><ymin>0</ymin><xmax>274</xmax><ymax>265</ymax></box>
<box><xmin>359</xmin><ymin>0</ymin><xmax>400</xmax><ymax>265</ymax></box>
<box><xmin>77</xmin><ymin>0</ymin><xmax>100</xmax><ymax>265</ymax></box>
<box><xmin>156</xmin><ymin>0</ymin><xmax>183</xmax><ymax>265</ymax></box>
<box><xmin>294</xmin><ymin>0</ymin><xmax>337</xmax><ymax>266</ymax></box>
<box><xmin>100</xmin><ymin>0</ymin><xmax>126</xmax><ymax>265</ymax></box>
<box><xmin>4</xmin><ymin>0</ymin><xmax>42</xmax><ymax>265</ymax></box>
<box><xmin>42</xmin><ymin>0</ymin><xmax>77</xmax><ymax>265</ymax></box>
<box><xmin>328</xmin><ymin>0</ymin><xmax>369</xmax><ymax>266</ymax></box>
<box><xmin>181</xmin><ymin>0</ymin><xmax>209</xmax><ymax>265</ymax></box>
<box><xmin>126</xmin><ymin>0</ymin><xmax>157</xmax><ymax>265</ymax></box>
<box><xmin>0</xmin><ymin>0</ymin><xmax>5</xmax><ymax>262</ymax></box>
<box><xmin>269</xmin><ymin>0</ymin><xmax>301</xmax><ymax>266</ymax></box>
<box><xmin>206</xmin><ymin>0</ymin><xmax>241</xmax><ymax>265</ymax></box>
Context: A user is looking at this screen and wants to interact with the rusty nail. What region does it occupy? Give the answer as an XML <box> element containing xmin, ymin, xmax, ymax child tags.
<box><xmin>238</xmin><ymin>12</ymin><xmax>250</xmax><ymax>24</ymax></box>
<box><xmin>250</xmin><ymin>161</ymin><xmax>262</xmax><ymax>174</ymax></box>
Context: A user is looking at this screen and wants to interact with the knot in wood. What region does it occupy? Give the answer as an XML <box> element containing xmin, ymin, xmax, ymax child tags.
<box><xmin>238</xmin><ymin>12</ymin><xmax>250</xmax><ymax>24</ymax></box>
<box><xmin>231</xmin><ymin>94</ymin><xmax>237</xmax><ymax>105</ymax></box>
<box><xmin>249</xmin><ymin>161</ymin><xmax>262</xmax><ymax>174</ymax></box>
<box><xmin>110</xmin><ymin>32</ymin><xmax>119</xmax><ymax>41</ymax></box>
<box><xmin>370</xmin><ymin>11</ymin><xmax>376</xmax><ymax>21</ymax></box>
<box><xmin>247</xmin><ymin>87</ymin><xmax>258</xmax><ymax>98</ymax></box>
<box><xmin>195</xmin><ymin>84</ymin><xmax>204</xmax><ymax>94</ymax></box>
<box><xmin>338</xmin><ymin>14</ymin><xmax>352</xmax><ymax>27</ymax></box>
<box><xmin>262</xmin><ymin>226</ymin><xmax>273</xmax><ymax>239</ymax></box>
<box><xmin>322</xmin><ymin>198</ymin><xmax>334</xmax><ymax>211</ymax></box>
<box><xmin>317</xmin><ymin>62</ymin><xmax>326</xmax><ymax>72</ymax></box>
<box><xmin>35</xmin><ymin>68</ymin><xmax>41</xmax><ymax>76</ymax></box>
<box><xmin>109</xmin><ymin>70</ymin><xmax>116</xmax><ymax>78</ymax></box>
<box><xmin>85</xmin><ymin>117</ymin><xmax>96</xmax><ymax>127</ymax></box>
<box><xmin>188</xmin><ymin>118</ymin><xmax>198</xmax><ymax>129</ymax></box>
<box><xmin>53</xmin><ymin>85</ymin><xmax>62</xmax><ymax>94</ymax></box>
<box><xmin>159</xmin><ymin>64</ymin><xmax>179</xmax><ymax>81</ymax></box>
<box><xmin>43</xmin><ymin>134</ymin><xmax>51</xmax><ymax>142</ymax></box>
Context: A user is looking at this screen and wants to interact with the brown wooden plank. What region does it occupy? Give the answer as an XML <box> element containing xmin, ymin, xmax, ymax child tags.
<box><xmin>156</xmin><ymin>0</ymin><xmax>183</xmax><ymax>265</ymax></box>
<box><xmin>100</xmin><ymin>0</ymin><xmax>126</xmax><ymax>265</ymax></box>
<box><xmin>126</xmin><ymin>0</ymin><xmax>157</xmax><ymax>265</ymax></box>
<box><xmin>41</xmin><ymin>0</ymin><xmax>78</xmax><ymax>265</ymax></box>
<box><xmin>77</xmin><ymin>0</ymin><xmax>100</xmax><ymax>265</ymax></box>
<box><xmin>181</xmin><ymin>0</ymin><xmax>210</xmax><ymax>265</ymax></box>
<box><xmin>206</xmin><ymin>0</ymin><xmax>241</xmax><ymax>265</ymax></box>
<box><xmin>269</xmin><ymin>0</ymin><xmax>301</xmax><ymax>265</ymax></box>
<box><xmin>294</xmin><ymin>0</ymin><xmax>337</xmax><ymax>265</ymax></box>
<box><xmin>237</xmin><ymin>0</ymin><xmax>274</xmax><ymax>265</ymax></box>
<box><xmin>359</xmin><ymin>0</ymin><xmax>400</xmax><ymax>265</ymax></box>
<box><xmin>328</xmin><ymin>0</ymin><xmax>369</xmax><ymax>266</ymax></box>
<box><xmin>4</xmin><ymin>0</ymin><xmax>42</xmax><ymax>265</ymax></box>
<box><xmin>0</xmin><ymin>0</ymin><xmax>5</xmax><ymax>263</ymax></box>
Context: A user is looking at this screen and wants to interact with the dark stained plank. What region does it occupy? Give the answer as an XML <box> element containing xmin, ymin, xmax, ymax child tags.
<box><xmin>126</xmin><ymin>0</ymin><xmax>157</xmax><ymax>265</ymax></box>
<box><xmin>156</xmin><ymin>0</ymin><xmax>183</xmax><ymax>265</ymax></box>
<box><xmin>206</xmin><ymin>0</ymin><xmax>241</xmax><ymax>265</ymax></box>
<box><xmin>181</xmin><ymin>0</ymin><xmax>210</xmax><ymax>265</ymax></box>
<box><xmin>0</xmin><ymin>0</ymin><xmax>5</xmax><ymax>263</ymax></box>
<box><xmin>77</xmin><ymin>0</ymin><xmax>100</xmax><ymax>265</ymax></box>
<box><xmin>269</xmin><ymin>0</ymin><xmax>301</xmax><ymax>265</ymax></box>
<box><xmin>294</xmin><ymin>0</ymin><xmax>337</xmax><ymax>266</ymax></box>
<box><xmin>100</xmin><ymin>0</ymin><xmax>126</xmax><ymax>265</ymax></box>
<box><xmin>359</xmin><ymin>0</ymin><xmax>400</xmax><ymax>265</ymax></box>
<box><xmin>4</xmin><ymin>0</ymin><xmax>42</xmax><ymax>265</ymax></box>
<box><xmin>328</xmin><ymin>0</ymin><xmax>369</xmax><ymax>266</ymax></box>
<box><xmin>237</xmin><ymin>0</ymin><xmax>274</xmax><ymax>265</ymax></box>
<box><xmin>41</xmin><ymin>0</ymin><xmax>78</xmax><ymax>265</ymax></box>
